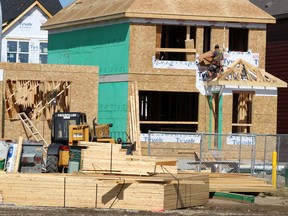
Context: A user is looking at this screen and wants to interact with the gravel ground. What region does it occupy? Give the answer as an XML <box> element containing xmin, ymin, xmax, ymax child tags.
<box><xmin>0</xmin><ymin>193</ymin><xmax>287</xmax><ymax>216</ymax></box>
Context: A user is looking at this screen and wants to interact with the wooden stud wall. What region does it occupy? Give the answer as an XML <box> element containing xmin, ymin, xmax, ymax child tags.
<box><xmin>5</xmin><ymin>80</ymin><xmax>71</xmax><ymax>120</ymax></box>
<box><xmin>0</xmin><ymin>62</ymin><xmax>98</xmax><ymax>143</ymax></box>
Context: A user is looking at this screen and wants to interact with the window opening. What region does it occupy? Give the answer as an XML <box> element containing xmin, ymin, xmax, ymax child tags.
<box><xmin>139</xmin><ymin>91</ymin><xmax>199</xmax><ymax>132</ymax></box>
<box><xmin>232</xmin><ymin>92</ymin><xmax>253</xmax><ymax>133</ymax></box>
<box><xmin>229</xmin><ymin>28</ymin><xmax>248</xmax><ymax>52</ymax></box>
<box><xmin>39</xmin><ymin>42</ymin><xmax>48</xmax><ymax>64</ymax></box>
<box><xmin>160</xmin><ymin>25</ymin><xmax>186</xmax><ymax>60</ymax></box>
<box><xmin>203</xmin><ymin>26</ymin><xmax>211</xmax><ymax>53</ymax></box>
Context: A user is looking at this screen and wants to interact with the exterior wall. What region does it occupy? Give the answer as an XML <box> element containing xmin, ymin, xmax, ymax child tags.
<box><xmin>252</xmin><ymin>95</ymin><xmax>277</xmax><ymax>134</ymax></box>
<box><xmin>266</xmin><ymin>41</ymin><xmax>288</xmax><ymax>134</ymax></box>
<box><xmin>266</xmin><ymin>18</ymin><xmax>288</xmax><ymax>134</ymax></box>
<box><xmin>128</xmin><ymin>23</ymin><xmax>206</xmax><ymax>124</ymax></box>
<box><xmin>2</xmin><ymin>7</ymin><xmax>49</xmax><ymax>63</ymax></box>
<box><xmin>222</xmin><ymin>95</ymin><xmax>233</xmax><ymax>134</ymax></box>
<box><xmin>98</xmin><ymin>82</ymin><xmax>128</xmax><ymax>139</ymax></box>
<box><xmin>48</xmin><ymin>22</ymin><xmax>130</xmax><ymax>138</ymax></box>
<box><xmin>220</xmin><ymin>93</ymin><xmax>277</xmax><ymax>135</ymax></box>
<box><xmin>48</xmin><ymin>22</ymin><xmax>130</xmax><ymax>75</ymax></box>
<box><xmin>248</xmin><ymin>29</ymin><xmax>267</xmax><ymax>68</ymax></box>
<box><xmin>129</xmin><ymin>23</ymin><xmax>198</xmax><ymax>91</ymax></box>
<box><xmin>0</xmin><ymin>62</ymin><xmax>98</xmax><ymax>143</ymax></box>
<box><xmin>210</xmin><ymin>27</ymin><xmax>229</xmax><ymax>51</ymax></box>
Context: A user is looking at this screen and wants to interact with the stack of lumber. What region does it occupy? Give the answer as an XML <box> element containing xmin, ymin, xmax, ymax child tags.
<box><xmin>0</xmin><ymin>172</ymin><xmax>209</xmax><ymax>210</ymax></box>
<box><xmin>79</xmin><ymin>142</ymin><xmax>178</xmax><ymax>175</ymax></box>
<box><xmin>194</xmin><ymin>151</ymin><xmax>217</xmax><ymax>162</ymax></box>
<box><xmin>208</xmin><ymin>173</ymin><xmax>275</xmax><ymax>193</ymax></box>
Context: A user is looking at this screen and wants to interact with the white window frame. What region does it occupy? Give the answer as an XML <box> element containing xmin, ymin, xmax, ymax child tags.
<box><xmin>39</xmin><ymin>42</ymin><xmax>48</xmax><ymax>64</ymax></box>
<box><xmin>7</xmin><ymin>40</ymin><xmax>29</xmax><ymax>63</ymax></box>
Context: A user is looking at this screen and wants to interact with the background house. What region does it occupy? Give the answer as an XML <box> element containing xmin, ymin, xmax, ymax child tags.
<box><xmin>250</xmin><ymin>0</ymin><xmax>288</xmax><ymax>134</ymax></box>
<box><xmin>1</xmin><ymin>0</ymin><xmax>62</xmax><ymax>63</ymax></box>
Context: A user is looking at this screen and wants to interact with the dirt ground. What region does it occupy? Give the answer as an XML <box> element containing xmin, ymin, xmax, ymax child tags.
<box><xmin>0</xmin><ymin>193</ymin><xmax>287</xmax><ymax>216</ymax></box>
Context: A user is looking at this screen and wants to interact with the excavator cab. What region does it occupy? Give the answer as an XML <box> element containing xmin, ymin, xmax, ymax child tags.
<box><xmin>51</xmin><ymin>112</ymin><xmax>87</xmax><ymax>145</ymax></box>
<box><xmin>46</xmin><ymin>112</ymin><xmax>87</xmax><ymax>173</ymax></box>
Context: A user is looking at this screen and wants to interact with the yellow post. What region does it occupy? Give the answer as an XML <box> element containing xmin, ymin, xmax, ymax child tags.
<box><xmin>272</xmin><ymin>151</ymin><xmax>277</xmax><ymax>188</ymax></box>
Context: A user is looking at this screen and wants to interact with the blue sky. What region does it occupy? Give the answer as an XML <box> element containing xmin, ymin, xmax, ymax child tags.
<box><xmin>59</xmin><ymin>0</ymin><xmax>74</xmax><ymax>7</ymax></box>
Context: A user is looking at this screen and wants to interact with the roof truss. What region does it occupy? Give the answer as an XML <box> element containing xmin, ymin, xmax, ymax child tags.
<box><xmin>206</xmin><ymin>59</ymin><xmax>287</xmax><ymax>88</ymax></box>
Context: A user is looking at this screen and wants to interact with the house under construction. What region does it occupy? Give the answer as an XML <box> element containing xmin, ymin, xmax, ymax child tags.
<box><xmin>1</xmin><ymin>0</ymin><xmax>286</xmax><ymax>159</ymax></box>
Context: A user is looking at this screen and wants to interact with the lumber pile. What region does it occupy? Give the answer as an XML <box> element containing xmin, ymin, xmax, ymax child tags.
<box><xmin>0</xmin><ymin>172</ymin><xmax>209</xmax><ymax>210</ymax></box>
<box><xmin>79</xmin><ymin>142</ymin><xmax>178</xmax><ymax>175</ymax></box>
<box><xmin>208</xmin><ymin>173</ymin><xmax>275</xmax><ymax>193</ymax></box>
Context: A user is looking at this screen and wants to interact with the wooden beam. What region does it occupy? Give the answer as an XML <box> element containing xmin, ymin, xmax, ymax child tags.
<box><xmin>13</xmin><ymin>136</ymin><xmax>23</xmax><ymax>173</ymax></box>
<box><xmin>155</xmin><ymin>48</ymin><xmax>196</xmax><ymax>53</ymax></box>
<box><xmin>140</xmin><ymin>121</ymin><xmax>198</xmax><ymax>124</ymax></box>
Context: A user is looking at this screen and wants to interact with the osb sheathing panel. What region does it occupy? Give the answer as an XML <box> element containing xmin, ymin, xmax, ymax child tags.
<box><xmin>252</xmin><ymin>96</ymin><xmax>277</xmax><ymax>134</ymax></box>
<box><xmin>196</xmin><ymin>27</ymin><xmax>204</xmax><ymax>54</ymax></box>
<box><xmin>210</xmin><ymin>27</ymin><xmax>229</xmax><ymax>51</ymax></box>
<box><xmin>249</xmin><ymin>29</ymin><xmax>266</xmax><ymax>68</ymax></box>
<box><xmin>198</xmin><ymin>96</ymin><xmax>209</xmax><ymax>132</ymax></box>
<box><xmin>43</xmin><ymin>0</ymin><xmax>275</xmax><ymax>30</ymax></box>
<box><xmin>129</xmin><ymin>24</ymin><xmax>198</xmax><ymax>89</ymax></box>
<box><xmin>221</xmin><ymin>95</ymin><xmax>233</xmax><ymax>134</ymax></box>
<box><xmin>130</xmin><ymin>74</ymin><xmax>198</xmax><ymax>92</ymax></box>
<box><xmin>0</xmin><ymin>62</ymin><xmax>98</xmax><ymax>142</ymax></box>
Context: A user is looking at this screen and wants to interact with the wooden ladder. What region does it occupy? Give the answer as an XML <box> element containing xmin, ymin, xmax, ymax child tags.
<box><xmin>18</xmin><ymin>112</ymin><xmax>49</xmax><ymax>153</ymax></box>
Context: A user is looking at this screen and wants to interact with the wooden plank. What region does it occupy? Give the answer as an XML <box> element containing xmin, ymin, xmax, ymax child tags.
<box><xmin>140</xmin><ymin>121</ymin><xmax>198</xmax><ymax>124</ymax></box>
<box><xmin>155</xmin><ymin>48</ymin><xmax>196</xmax><ymax>53</ymax></box>
<box><xmin>13</xmin><ymin>136</ymin><xmax>23</xmax><ymax>173</ymax></box>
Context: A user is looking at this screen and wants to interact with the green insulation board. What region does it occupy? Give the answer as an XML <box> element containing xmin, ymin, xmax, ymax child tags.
<box><xmin>98</xmin><ymin>82</ymin><xmax>128</xmax><ymax>141</ymax></box>
<box><xmin>47</xmin><ymin>23</ymin><xmax>131</xmax><ymax>140</ymax></box>
<box><xmin>48</xmin><ymin>22</ymin><xmax>130</xmax><ymax>76</ymax></box>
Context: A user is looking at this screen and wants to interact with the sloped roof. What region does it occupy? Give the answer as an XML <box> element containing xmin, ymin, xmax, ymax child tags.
<box><xmin>206</xmin><ymin>59</ymin><xmax>287</xmax><ymax>88</ymax></box>
<box><xmin>250</xmin><ymin>0</ymin><xmax>288</xmax><ymax>17</ymax></box>
<box><xmin>42</xmin><ymin>0</ymin><xmax>275</xmax><ymax>30</ymax></box>
<box><xmin>2</xmin><ymin>0</ymin><xmax>62</xmax><ymax>24</ymax></box>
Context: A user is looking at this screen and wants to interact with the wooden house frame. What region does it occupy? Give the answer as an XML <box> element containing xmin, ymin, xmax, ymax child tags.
<box><xmin>41</xmin><ymin>0</ymin><xmax>286</xmax><ymax>156</ymax></box>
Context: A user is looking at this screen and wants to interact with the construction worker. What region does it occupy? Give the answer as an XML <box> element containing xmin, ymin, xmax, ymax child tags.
<box><xmin>208</xmin><ymin>44</ymin><xmax>223</xmax><ymax>79</ymax></box>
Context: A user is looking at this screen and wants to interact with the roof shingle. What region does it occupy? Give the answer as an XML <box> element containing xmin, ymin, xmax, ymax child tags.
<box><xmin>250</xmin><ymin>0</ymin><xmax>288</xmax><ymax>17</ymax></box>
<box><xmin>1</xmin><ymin>0</ymin><xmax>62</xmax><ymax>24</ymax></box>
